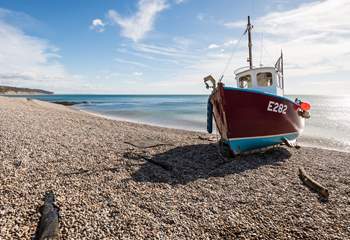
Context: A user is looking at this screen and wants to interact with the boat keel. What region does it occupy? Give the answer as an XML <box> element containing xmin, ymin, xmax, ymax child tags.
<box><xmin>226</xmin><ymin>132</ymin><xmax>299</xmax><ymax>155</ymax></box>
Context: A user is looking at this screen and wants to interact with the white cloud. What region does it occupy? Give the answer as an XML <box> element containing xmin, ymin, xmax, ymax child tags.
<box><xmin>90</xmin><ymin>18</ymin><xmax>105</xmax><ymax>32</ymax></box>
<box><xmin>89</xmin><ymin>0</ymin><xmax>350</xmax><ymax>95</ymax></box>
<box><xmin>208</xmin><ymin>44</ymin><xmax>219</xmax><ymax>49</ymax></box>
<box><xmin>0</xmin><ymin>9</ymin><xmax>86</xmax><ymax>93</ymax></box>
<box><xmin>108</xmin><ymin>0</ymin><xmax>168</xmax><ymax>42</ymax></box>
<box><xmin>257</xmin><ymin>1</ymin><xmax>350</xmax><ymax>38</ymax></box>
<box><xmin>133</xmin><ymin>43</ymin><xmax>197</xmax><ymax>60</ymax></box>
<box><xmin>174</xmin><ymin>0</ymin><xmax>187</xmax><ymax>4</ymax></box>
<box><xmin>133</xmin><ymin>71</ymin><xmax>143</xmax><ymax>76</ymax></box>
<box><xmin>255</xmin><ymin>0</ymin><xmax>350</xmax><ymax>76</ymax></box>
<box><xmin>172</xmin><ymin>36</ymin><xmax>193</xmax><ymax>48</ymax></box>
<box><xmin>224</xmin><ymin>20</ymin><xmax>245</xmax><ymax>29</ymax></box>
<box><xmin>152</xmin><ymin>0</ymin><xmax>350</xmax><ymax>95</ymax></box>
<box><xmin>114</xmin><ymin>58</ymin><xmax>149</xmax><ymax>68</ymax></box>
<box><xmin>223</xmin><ymin>39</ymin><xmax>238</xmax><ymax>47</ymax></box>
<box><xmin>196</xmin><ymin>13</ymin><xmax>204</xmax><ymax>21</ymax></box>
<box><xmin>208</xmin><ymin>40</ymin><xmax>238</xmax><ymax>50</ymax></box>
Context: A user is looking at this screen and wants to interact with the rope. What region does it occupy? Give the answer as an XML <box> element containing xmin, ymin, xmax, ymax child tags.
<box><xmin>219</xmin><ymin>31</ymin><xmax>246</xmax><ymax>80</ymax></box>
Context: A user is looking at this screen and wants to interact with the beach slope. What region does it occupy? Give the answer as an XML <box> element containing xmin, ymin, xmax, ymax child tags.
<box><xmin>0</xmin><ymin>97</ymin><xmax>349</xmax><ymax>239</ymax></box>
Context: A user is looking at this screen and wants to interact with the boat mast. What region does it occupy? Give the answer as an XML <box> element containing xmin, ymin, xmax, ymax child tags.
<box><xmin>281</xmin><ymin>50</ymin><xmax>284</xmax><ymax>89</ymax></box>
<box><xmin>247</xmin><ymin>16</ymin><xmax>253</xmax><ymax>69</ymax></box>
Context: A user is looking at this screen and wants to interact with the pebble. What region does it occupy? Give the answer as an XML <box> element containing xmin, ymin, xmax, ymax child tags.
<box><xmin>0</xmin><ymin>97</ymin><xmax>349</xmax><ymax>239</ymax></box>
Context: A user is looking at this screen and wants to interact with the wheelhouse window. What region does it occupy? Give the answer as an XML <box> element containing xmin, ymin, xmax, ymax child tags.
<box><xmin>257</xmin><ymin>72</ymin><xmax>273</xmax><ymax>87</ymax></box>
<box><xmin>238</xmin><ymin>75</ymin><xmax>252</xmax><ymax>88</ymax></box>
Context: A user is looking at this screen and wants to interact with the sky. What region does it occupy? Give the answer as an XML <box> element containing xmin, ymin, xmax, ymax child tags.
<box><xmin>0</xmin><ymin>0</ymin><xmax>349</xmax><ymax>95</ymax></box>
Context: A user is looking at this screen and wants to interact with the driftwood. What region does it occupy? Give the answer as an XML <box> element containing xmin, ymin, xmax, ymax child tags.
<box><xmin>34</xmin><ymin>191</ymin><xmax>60</xmax><ymax>240</ymax></box>
<box><xmin>198</xmin><ymin>135</ymin><xmax>217</xmax><ymax>142</ymax></box>
<box><xmin>124</xmin><ymin>140</ymin><xmax>172</xmax><ymax>149</ymax></box>
<box><xmin>298</xmin><ymin>167</ymin><xmax>329</xmax><ymax>199</ymax></box>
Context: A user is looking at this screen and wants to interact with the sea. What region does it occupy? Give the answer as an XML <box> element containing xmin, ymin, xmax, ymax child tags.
<box><xmin>12</xmin><ymin>94</ymin><xmax>350</xmax><ymax>153</ymax></box>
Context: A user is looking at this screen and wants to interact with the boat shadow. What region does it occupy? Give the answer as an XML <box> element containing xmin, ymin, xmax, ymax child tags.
<box><xmin>130</xmin><ymin>143</ymin><xmax>291</xmax><ymax>185</ymax></box>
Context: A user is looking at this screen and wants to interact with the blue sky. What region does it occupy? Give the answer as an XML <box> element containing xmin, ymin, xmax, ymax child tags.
<box><xmin>0</xmin><ymin>0</ymin><xmax>349</xmax><ymax>94</ymax></box>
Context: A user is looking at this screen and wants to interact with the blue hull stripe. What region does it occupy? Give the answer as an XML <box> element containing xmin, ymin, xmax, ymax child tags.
<box><xmin>223</xmin><ymin>86</ymin><xmax>296</xmax><ymax>105</ymax></box>
<box><xmin>226</xmin><ymin>132</ymin><xmax>299</xmax><ymax>154</ymax></box>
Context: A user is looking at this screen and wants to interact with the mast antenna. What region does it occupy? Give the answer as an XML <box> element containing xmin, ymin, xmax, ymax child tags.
<box><xmin>247</xmin><ymin>16</ymin><xmax>253</xmax><ymax>69</ymax></box>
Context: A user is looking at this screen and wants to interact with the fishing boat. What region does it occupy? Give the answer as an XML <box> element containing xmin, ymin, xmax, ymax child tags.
<box><xmin>204</xmin><ymin>16</ymin><xmax>311</xmax><ymax>155</ymax></box>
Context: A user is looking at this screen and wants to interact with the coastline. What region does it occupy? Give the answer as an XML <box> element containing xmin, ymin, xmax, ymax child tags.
<box><xmin>7</xmin><ymin>94</ymin><xmax>350</xmax><ymax>153</ymax></box>
<box><xmin>75</xmin><ymin>106</ymin><xmax>350</xmax><ymax>153</ymax></box>
<box><xmin>75</xmin><ymin>107</ymin><xmax>207</xmax><ymax>133</ymax></box>
<box><xmin>0</xmin><ymin>96</ymin><xmax>349</xmax><ymax>239</ymax></box>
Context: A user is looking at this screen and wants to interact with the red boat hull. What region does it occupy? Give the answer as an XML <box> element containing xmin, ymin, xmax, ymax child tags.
<box><xmin>210</xmin><ymin>83</ymin><xmax>304</xmax><ymax>152</ymax></box>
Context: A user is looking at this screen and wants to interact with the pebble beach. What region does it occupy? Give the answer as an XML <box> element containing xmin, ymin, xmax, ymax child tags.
<box><xmin>0</xmin><ymin>96</ymin><xmax>349</xmax><ymax>239</ymax></box>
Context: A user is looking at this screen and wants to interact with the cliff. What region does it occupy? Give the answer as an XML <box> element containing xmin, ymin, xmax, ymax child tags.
<box><xmin>0</xmin><ymin>85</ymin><xmax>53</xmax><ymax>95</ymax></box>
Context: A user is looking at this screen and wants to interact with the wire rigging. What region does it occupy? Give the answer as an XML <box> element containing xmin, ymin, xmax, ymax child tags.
<box><xmin>259</xmin><ymin>32</ymin><xmax>264</xmax><ymax>66</ymax></box>
<box><xmin>219</xmin><ymin>31</ymin><xmax>245</xmax><ymax>81</ymax></box>
<box><xmin>220</xmin><ymin>0</ymin><xmax>256</xmax><ymax>81</ymax></box>
<box><xmin>262</xmin><ymin>43</ymin><xmax>275</xmax><ymax>67</ymax></box>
